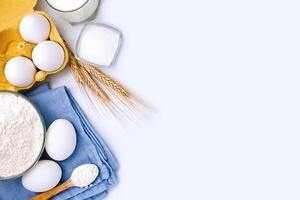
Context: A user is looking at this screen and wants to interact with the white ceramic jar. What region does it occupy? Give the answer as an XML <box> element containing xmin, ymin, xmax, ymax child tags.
<box><xmin>46</xmin><ymin>0</ymin><xmax>100</xmax><ymax>23</ymax></box>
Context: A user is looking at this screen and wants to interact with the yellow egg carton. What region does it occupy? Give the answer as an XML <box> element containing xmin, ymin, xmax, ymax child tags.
<box><xmin>0</xmin><ymin>0</ymin><xmax>69</xmax><ymax>92</ymax></box>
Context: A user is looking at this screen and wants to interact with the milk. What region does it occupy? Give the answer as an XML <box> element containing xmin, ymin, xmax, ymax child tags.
<box><xmin>46</xmin><ymin>0</ymin><xmax>100</xmax><ymax>23</ymax></box>
<box><xmin>76</xmin><ymin>23</ymin><xmax>122</xmax><ymax>67</ymax></box>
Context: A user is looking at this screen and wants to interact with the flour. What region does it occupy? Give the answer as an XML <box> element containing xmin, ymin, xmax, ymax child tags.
<box><xmin>71</xmin><ymin>164</ymin><xmax>99</xmax><ymax>187</ymax></box>
<box><xmin>0</xmin><ymin>92</ymin><xmax>44</xmax><ymax>178</ymax></box>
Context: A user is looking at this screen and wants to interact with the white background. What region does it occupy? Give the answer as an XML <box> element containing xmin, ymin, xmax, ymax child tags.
<box><xmin>37</xmin><ymin>0</ymin><xmax>300</xmax><ymax>199</ymax></box>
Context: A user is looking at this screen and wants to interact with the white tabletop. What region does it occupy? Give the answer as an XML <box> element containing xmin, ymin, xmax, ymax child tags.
<box><xmin>37</xmin><ymin>0</ymin><xmax>300</xmax><ymax>199</ymax></box>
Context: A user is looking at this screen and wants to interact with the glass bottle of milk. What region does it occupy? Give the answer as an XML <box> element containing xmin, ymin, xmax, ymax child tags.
<box><xmin>46</xmin><ymin>0</ymin><xmax>100</xmax><ymax>23</ymax></box>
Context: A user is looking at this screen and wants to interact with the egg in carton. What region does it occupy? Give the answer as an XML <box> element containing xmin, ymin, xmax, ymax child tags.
<box><xmin>0</xmin><ymin>0</ymin><xmax>69</xmax><ymax>92</ymax></box>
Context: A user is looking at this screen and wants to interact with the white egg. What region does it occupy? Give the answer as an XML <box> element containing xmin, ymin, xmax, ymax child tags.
<box><xmin>19</xmin><ymin>13</ymin><xmax>50</xmax><ymax>44</ymax></box>
<box><xmin>46</xmin><ymin>119</ymin><xmax>77</xmax><ymax>161</ymax></box>
<box><xmin>4</xmin><ymin>56</ymin><xmax>36</xmax><ymax>87</ymax></box>
<box><xmin>32</xmin><ymin>41</ymin><xmax>65</xmax><ymax>72</ymax></box>
<box><xmin>22</xmin><ymin>160</ymin><xmax>62</xmax><ymax>193</ymax></box>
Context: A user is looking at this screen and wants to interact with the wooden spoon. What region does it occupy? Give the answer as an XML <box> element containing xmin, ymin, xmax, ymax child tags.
<box><xmin>30</xmin><ymin>164</ymin><xmax>99</xmax><ymax>200</ymax></box>
<box><xmin>30</xmin><ymin>179</ymin><xmax>73</xmax><ymax>200</ymax></box>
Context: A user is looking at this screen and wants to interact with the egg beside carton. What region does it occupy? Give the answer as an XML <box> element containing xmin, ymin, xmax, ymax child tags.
<box><xmin>22</xmin><ymin>119</ymin><xmax>77</xmax><ymax>193</ymax></box>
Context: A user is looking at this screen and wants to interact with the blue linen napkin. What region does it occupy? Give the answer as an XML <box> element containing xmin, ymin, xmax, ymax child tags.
<box><xmin>0</xmin><ymin>84</ymin><xmax>118</xmax><ymax>200</ymax></box>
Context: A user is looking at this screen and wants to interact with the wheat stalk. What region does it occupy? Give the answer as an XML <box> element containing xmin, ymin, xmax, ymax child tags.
<box><xmin>65</xmin><ymin>40</ymin><xmax>148</xmax><ymax>119</ymax></box>
<box><xmin>68</xmin><ymin>48</ymin><xmax>85</xmax><ymax>84</ymax></box>
<box><xmin>68</xmin><ymin>45</ymin><xmax>123</xmax><ymax>116</ymax></box>
<box><xmin>66</xmin><ymin>43</ymin><xmax>107</xmax><ymax>100</ymax></box>
<box><xmin>81</xmin><ymin>62</ymin><xmax>149</xmax><ymax>108</ymax></box>
<box><xmin>81</xmin><ymin>62</ymin><xmax>149</xmax><ymax>112</ymax></box>
<box><xmin>80</xmin><ymin>61</ymin><xmax>130</xmax><ymax>97</ymax></box>
<box><xmin>79</xmin><ymin>65</ymin><xmax>110</xmax><ymax>101</ymax></box>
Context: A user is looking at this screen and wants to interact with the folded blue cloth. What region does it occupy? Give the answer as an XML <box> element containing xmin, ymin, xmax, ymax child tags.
<box><xmin>0</xmin><ymin>84</ymin><xmax>118</xmax><ymax>200</ymax></box>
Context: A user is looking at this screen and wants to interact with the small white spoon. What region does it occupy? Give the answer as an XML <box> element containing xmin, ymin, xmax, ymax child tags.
<box><xmin>30</xmin><ymin>164</ymin><xmax>99</xmax><ymax>200</ymax></box>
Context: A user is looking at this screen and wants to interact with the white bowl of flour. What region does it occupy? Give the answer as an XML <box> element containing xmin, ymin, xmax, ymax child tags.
<box><xmin>0</xmin><ymin>91</ymin><xmax>45</xmax><ymax>180</ymax></box>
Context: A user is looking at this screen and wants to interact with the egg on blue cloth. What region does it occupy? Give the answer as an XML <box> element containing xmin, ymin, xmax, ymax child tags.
<box><xmin>22</xmin><ymin>160</ymin><xmax>62</xmax><ymax>193</ymax></box>
<box><xmin>45</xmin><ymin>119</ymin><xmax>77</xmax><ymax>161</ymax></box>
<box><xmin>0</xmin><ymin>84</ymin><xmax>118</xmax><ymax>200</ymax></box>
